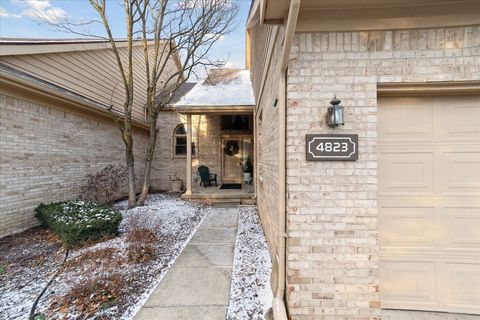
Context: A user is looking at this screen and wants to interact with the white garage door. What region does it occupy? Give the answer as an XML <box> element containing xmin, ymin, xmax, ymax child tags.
<box><xmin>378</xmin><ymin>95</ymin><xmax>480</xmax><ymax>314</ymax></box>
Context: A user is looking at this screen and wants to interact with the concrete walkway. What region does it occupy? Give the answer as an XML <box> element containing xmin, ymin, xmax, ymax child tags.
<box><xmin>135</xmin><ymin>207</ymin><xmax>239</xmax><ymax>320</ymax></box>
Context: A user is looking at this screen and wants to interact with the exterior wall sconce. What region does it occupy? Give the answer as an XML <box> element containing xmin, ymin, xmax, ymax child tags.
<box><xmin>326</xmin><ymin>96</ymin><xmax>344</xmax><ymax>127</ymax></box>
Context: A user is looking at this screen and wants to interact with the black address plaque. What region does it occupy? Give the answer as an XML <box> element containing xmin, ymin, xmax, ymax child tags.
<box><xmin>306</xmin><ymin>134</ymin><xmax>358</xmax><ymax>161</ymax></box>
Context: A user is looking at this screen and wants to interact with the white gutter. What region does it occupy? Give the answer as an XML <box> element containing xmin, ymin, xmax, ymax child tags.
<box><xmin>272</xmin><ymin>0</ymin><xmax>301</xmax><ymax>319</ymax></box>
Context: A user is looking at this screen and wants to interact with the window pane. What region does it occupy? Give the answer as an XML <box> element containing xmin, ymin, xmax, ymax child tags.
<box><xmin>175</xmin><ymin>125</ymin><xmax>186</xmax><ymax>135</ymax></box>
<box><xmin>221</xmin><ymin>115</ymin><xmax>250</xmax><ymax>131</ymax></box>
<box><xmin>176</xmin><ymin>137</ymin><xmax>187</xmax><ymax>145</ymax></box>
<box><xmin>175</xmin><ymin>146</ymin><xmax>187</xmax><ymax>155</ymax></box>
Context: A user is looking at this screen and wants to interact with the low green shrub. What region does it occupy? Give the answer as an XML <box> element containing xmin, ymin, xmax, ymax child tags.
<box><xmin>35</xmin><ymin>201</ymin><xmax>122</xmax><ymax>248</ymax></box>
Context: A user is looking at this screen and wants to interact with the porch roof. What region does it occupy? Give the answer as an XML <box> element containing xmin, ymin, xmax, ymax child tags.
<box><xmin>173</xmin><ymin>69</ymin><xmax>255</xmax><ymax>114</ymax></box>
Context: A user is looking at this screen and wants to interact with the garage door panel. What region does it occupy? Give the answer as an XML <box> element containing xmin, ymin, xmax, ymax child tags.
<box><xmin>437</xmin><ymin>96</ymin><xmax>480</xmax><ymax>140</ymax></box>
<box><xmin>441</xmin><ymin>262</ymin><xmax>480</xmax><ymax>310</ymax></box>
<box><xmin>440</xmin><ymin>207</ymin><xmax>480</xmax><ymax>250</ymax></box>
<box><xmin>379</xmin><ymin>152</ymin><xmax>433</xmax><ymax>194</ymax></box>
<box><xmin>441</xmin><ymin>152</ymin><xmax>480</xmax><ymax>193</ymax></box>
<box><xmin>379</xmin><ymin>207</ymin><xmax>435</xmax><ymax>249</ymax></box>
<box><xmin>380</xmin><ymin>261</ymin><xmax>437</xmax><ymax>306</ymax></box>
<box><xmin>378</xmin><ymin>94</ymin><xmax>480</xmax><ymax>314</ymax></box>
<box><xmin>378</xmin><ymin>97</ymin><xmax>433</xmax><ymax>142</ymax></box>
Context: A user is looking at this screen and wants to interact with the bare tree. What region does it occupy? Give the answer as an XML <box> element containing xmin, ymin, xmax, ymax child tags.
<box><xmin>39</xmin><ymin>0</ymin><xmax>238</xmax><ymax>207</ymax></box>
<box><xmin>133</xmin><ymin>0</ymin><xmax>238</xmax><ymax>205</ymax></box>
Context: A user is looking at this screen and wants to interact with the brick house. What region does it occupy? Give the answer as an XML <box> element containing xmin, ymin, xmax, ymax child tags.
<box><xmin>1</xmin><ymin>0</ymin><xmax>480</xmax><ymax>319</ymax></box>
<box><xmin>0</xmin><ymin>40</ymin><xmax>256</xmax><ymax>237</ymax></box>
<box><xmin>246</xmin><ymin>0</ymin><xmax>480</xmax><ymax>319</ymax></box>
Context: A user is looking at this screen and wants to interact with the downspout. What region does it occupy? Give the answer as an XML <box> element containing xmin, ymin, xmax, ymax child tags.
<box><xmin>272</xmin><ymin>0</ymin><xmax>301</xmax><ymax>319</ymax></box>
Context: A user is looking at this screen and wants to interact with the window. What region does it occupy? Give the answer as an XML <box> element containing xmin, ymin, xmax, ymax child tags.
<box><xmin>221</xmin><ymin>115</ymin><xmax>251</xmax><ymax>131</ymax></box>
<box><xmin>174</xmin><ymin>124</ymin><xmax>196</xmax><ymax>156</ymax></box>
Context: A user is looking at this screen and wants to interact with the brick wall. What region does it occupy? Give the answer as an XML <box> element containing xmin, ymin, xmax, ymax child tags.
<box><xmin>0</xmin><ymin>94</ymin><xmax>252</xmax><ymax>237</ymax></box>
<box><xmin>255</xmin><ymin>25</ymin><xmax>285</xmax><ymax>258</ymax></box>
<box><xmin>151</xmin><ymin>113</ymin><xmax>225</xmax><ymax>191</ymax></box>
<box><xmin>0</xmin><ymin>94</ymin><xmax>149</xmax><ymax>237</ymax></box>
<box><xmin>285</xmin><ymin>26</ymin><xmax>480</xmax><ymax>319</ymax></box>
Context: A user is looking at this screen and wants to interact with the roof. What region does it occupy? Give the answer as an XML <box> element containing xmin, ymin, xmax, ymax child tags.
<box><xmin>174</xmin><ymin>69</ymin><xmax>255</xmax><ymax>113</ymax></box>
<box><xmin>0</xmin><ymin>38</ymin><xmax>151</xmax><ymax>56</ymax></box>
<box><xmin>164</xmin><ymin>82</ymin><xmax>196</xmax><ymax>104</ymax></box>
<box><xmin>0</xmin><ymin>38</ymin><xmax>181</xmax><ymax>122</ymax></box>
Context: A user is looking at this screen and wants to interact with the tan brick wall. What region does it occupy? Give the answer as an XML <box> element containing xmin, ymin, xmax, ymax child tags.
<box><xmin>286</xmin><ymin>26</ymin><xmax>480</xmax><ymax>319</ymax></box>
<box><xmin>151</xmin><ymin>112</ymin><xmax>253</xmax><ymax>191</ymax></box>
<box><xmin>151</xmin><ymin>113</ymin><xmax>225</xmax><ymax>190</ymax></box>
<box><xmin>0</xmin><ymin>94</ymin><xmax>149</xmax><ymax>237</ymax></box>
<box><xmin>255</xmin><ymin>25</ymin><xmax>285</xmax><ymax>258</ymax></box>
<box><xmin>0</xmin><ymin>94</ymin><xmax>252</xmax><ymax>237</ymax></box>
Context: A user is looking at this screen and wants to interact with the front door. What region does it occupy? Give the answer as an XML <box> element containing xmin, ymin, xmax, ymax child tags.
<box><xmin>222</xmin><ymin>138</ymin><xmax>243</xmax><ymax>183</ymax></box>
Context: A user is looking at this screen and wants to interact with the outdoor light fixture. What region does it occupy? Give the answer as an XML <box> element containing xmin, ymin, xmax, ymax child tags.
<box><xmin>326</xmin><ymin>96</ymin><xmax>344</xmax><ymax>127</ymax></box>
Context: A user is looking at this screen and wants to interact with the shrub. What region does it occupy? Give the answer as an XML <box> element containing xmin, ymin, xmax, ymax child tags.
<box><xmin>126</xmin><ymin>229</ymin><xmax>157</xmax><ymax>263</ymax></box>
<box><xmin>80</xmin><ymin>165</ymin><xmax>128</xmax><ymax>205</ymax></box>
<box><xmin>66</xmin><ymin>273</ymin><xmax>123</xmax><ymax>316</ymax></box>
<box><xmin>35</xmin><ymin>201</ymin><xmax>122</xmax><ymax>248</ymax></box>
<box><xmin>125</xmin><ymin>215</ymin><xmax>158</xmax><ymax>263</ymax></box>
<box><xmin>64</xmin><ymin>247</ymin><xmax>124</xmax><ymax>272</ymax></box>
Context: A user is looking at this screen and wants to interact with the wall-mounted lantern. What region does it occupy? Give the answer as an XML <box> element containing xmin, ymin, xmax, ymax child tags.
<box><xmin>326</xmin><ymin>96</ymin><xmax>344</xmax><ymax>127</ymax></box>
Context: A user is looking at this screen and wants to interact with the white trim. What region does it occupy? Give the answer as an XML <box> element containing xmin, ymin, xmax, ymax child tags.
<box><xmin>307</xmin><ymin>137</ymin><xmax>356</xmax><ymax>159</ymax></box>
<box><xmin>0</xmin><ymin>39</ymin><xmax>157</xmax><ymax>56</ymax></box>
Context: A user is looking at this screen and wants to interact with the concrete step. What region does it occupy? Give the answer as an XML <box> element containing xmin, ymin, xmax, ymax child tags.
<box><xmin>208</xmin><ymin>199</ymin><xmax>242</xmax><ymax>206</ymax></box>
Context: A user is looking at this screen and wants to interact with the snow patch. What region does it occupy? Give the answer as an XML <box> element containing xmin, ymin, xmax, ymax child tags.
<box><xmin>0</xmin><ymin>193</ymin><xmax>210</xmax><ymax>320</ymax></box>
<box><xmin>175</xmin><ymin>70</ymin><xmax>255</xmax><ymax>106</ymax></box>
<box><xmin>227</xmin><ymin>206</ymin><xmax>273</xmax><ymax>320</ymax></box>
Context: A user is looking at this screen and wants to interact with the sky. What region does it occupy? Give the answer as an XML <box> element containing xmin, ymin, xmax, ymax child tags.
<box><xmin>0</xmin><ymin>0</ymin><xmax>251</xmax><ymax>79</ymax></box>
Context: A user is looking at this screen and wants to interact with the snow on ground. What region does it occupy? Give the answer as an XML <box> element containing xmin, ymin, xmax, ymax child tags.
<box><xmin>0</xmin><ymin>193</ymin><xmax>209</xmax><ymax>320</ymax></box>
<box><xmin>227</xmin><ymin>206</ymin><xmax>273</xmax><ymax>320</ymax></box>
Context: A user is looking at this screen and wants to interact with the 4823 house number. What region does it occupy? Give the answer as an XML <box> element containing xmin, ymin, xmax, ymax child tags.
<box><xmin>306</xmin><ymin>134</ymin><xmax>359</xmax><ymax>161</ymax></box>
<box><xmin>315</xmin><ymin>141</ymin><xmax>349</xmax><ymax>153</ymax></box>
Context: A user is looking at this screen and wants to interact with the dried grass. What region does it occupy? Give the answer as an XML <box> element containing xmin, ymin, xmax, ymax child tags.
<box><xmin>125</xmin><ymin>214</ymin><xmax>159</xmax><ymax>264</ymax></box>
<box><xmin>59</xmin><ymin>273</ymin><xmax>124</xmax><ymax>318</ymax></box>
<box><xmin>64</xmin><ymin>247</ymin><xmax>124</xmax><ymax>272</ymax></box>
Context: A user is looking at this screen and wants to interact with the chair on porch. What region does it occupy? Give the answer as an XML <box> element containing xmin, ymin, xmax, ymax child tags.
<box><xmin>197</xmin><ymin>166</ymin><xmax>217</xmax><ymax>187</ymax></box>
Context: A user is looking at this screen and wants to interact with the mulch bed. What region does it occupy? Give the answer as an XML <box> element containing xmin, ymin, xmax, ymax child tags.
<box><xmin>0</xmin><ymin>193</ymin><xmax>210</xmax><ymax>320</ymax></box>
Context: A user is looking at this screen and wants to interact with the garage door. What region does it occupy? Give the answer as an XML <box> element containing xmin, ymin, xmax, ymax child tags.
<box><xmin>378</xmin><ymin>95</ymin><xmax>480</xmax><ymax>314</ymax></box>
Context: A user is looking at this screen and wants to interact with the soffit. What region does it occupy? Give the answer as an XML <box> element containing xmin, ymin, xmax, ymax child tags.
<box><xmin>262</xmin><ymin>0</ymin><xmax>480</xmax><ymax>30</ymax></box>
<box><xmin>297</xmin><ymin>0</ymin><xmax>480</xmax><ymax>32</ymax></box>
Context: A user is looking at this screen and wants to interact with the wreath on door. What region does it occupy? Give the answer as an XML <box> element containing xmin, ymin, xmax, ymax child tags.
<box><xmin>224</xmin><ymin>141</ymin><xmax>240</xmax><ymax>156</ymax></box>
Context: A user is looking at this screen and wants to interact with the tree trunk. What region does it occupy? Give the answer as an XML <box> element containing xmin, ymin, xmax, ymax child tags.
<box><xmin>138</xmin><ymin>120</ymin><xmax>157</xmax><ymax>206</ymax></box>
<box><xmin>123</xmin><ymin>123</ymin><xmax>136</xmax><ymax>209</ymax></box>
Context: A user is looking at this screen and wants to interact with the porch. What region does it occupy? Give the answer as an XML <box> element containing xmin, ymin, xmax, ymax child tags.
<box><xmin>172</xmin><ymin>69</ymin><xmax>257</xmax><ymax>204</ymax></box>
<box><xmin>182</xmin><ymin>184</ymin><xmax>255</xmax><ymax>205</ymax></box>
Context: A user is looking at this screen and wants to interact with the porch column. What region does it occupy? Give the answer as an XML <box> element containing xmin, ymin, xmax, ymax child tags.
<box><xmin>186</xmin><ymin>114</ymin><xmax>192</xmax><ymax>195</ymax></box>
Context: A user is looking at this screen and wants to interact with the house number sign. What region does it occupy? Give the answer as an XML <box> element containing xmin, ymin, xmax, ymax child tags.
<box><xmin>306</xmin><ymin>134</ymin><xmax>358</xmax><ymax>161</ymax></box>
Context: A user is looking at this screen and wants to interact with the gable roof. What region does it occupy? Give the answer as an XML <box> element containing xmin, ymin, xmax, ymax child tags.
<box><xmin>165</xmin><ymin>82</ymin><xmax>196</xmax><ymax>104</ymax></box>
<box><xmin>174</xmin><ymin>69</ymin><xmax>255</xmax><ymax>114</ymax></box>
<box><xmin>0</xmin><ymin>38</ymin><xmax>182</xmax><ymax>122</ymax></box>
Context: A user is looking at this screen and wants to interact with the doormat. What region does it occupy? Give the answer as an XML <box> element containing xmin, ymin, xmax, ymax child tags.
<box><xmin>219</xmin><ymin>183</ymin><xmax>242</xmax><ymax>190</ymax></box>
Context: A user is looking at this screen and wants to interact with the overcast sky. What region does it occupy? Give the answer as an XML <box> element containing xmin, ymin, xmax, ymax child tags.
<box><xmin>0</xmin><ymin>0</ymin><xmax>251</xmax><ymax>79</ymax></box>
